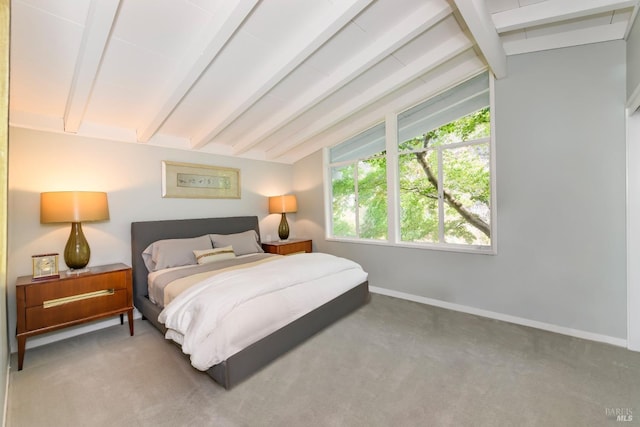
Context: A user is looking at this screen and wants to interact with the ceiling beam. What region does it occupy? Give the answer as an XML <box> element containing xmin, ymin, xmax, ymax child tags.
<box><xmin>231</xmin><ymin>1</ymin><xmax>453</xmax><ymax>156</ymax></box>
<box><xmin>190</xmin><ymin>0</ymin><xmax>373</xmax><ymax>150</ymax></box>
<box><xmin>452</xmin><ymin>0</ymin><xmax>507</xmax><ymax>79</ymax></box>
<box><xmin>136</xmin><ymin>0</ymin><xmax>259</xmax><ymax>143</ymax></box>
<box><xmin>503</xmin><ymin>20</ymin><xmax>628</xmax><ymax>55</ymax></box>
<box><xmin>266</xmin><ymin>34</ymin><xmax>474</xmax><ymax>160</ymax></box>
<box><xmin>624</xmin><ymin>3</ymin><xmax>639</xmax><ymax>39</ymax></box>
<box><xmin>63</xmin><ymin>0</ymin><xmax>120</xmax><ymax>134</ymax></box>
<box><xmin>492</xmin><ymin>0</ymin><xmax>638</xmax><ymax>33</ymax></box>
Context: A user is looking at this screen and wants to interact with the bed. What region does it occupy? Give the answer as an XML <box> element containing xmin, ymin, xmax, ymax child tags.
<box><xmin>130</xmin><ymin>216</ymin><xmax>369</xmax><ymax>389</ymax></box>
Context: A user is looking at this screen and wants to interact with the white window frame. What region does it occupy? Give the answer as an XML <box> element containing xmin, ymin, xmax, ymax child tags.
<box><xmin>324</xmin><ymin>73</ymin><xmax>497</xmax><ymax>255</ymax></box>
<box><xmin>395</xmin><ymin>137</ymin><xmax>492</xmax><ymax>252</ymax></box>
<box><xmin>325</xmin><ymin>148</ymin><xmax>388</xmax><ymax>242</ymax></box>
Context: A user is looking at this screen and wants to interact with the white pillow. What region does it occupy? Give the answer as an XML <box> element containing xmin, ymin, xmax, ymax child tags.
<box><xmin>142</xmin><ymin>235</ymin><xmax>212</xmax><ymax>271</ymax></box>
<box><xmin>193</xmin><ymin>246</ymin><xmax>236</xmax><ymax>264</ymax></box>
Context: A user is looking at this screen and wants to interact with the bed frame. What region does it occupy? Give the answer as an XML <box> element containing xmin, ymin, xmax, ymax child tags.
<box><xmin>131</xmin><ymin>216</ymin><xmax>369</xmax><ymax>389</ymax></box>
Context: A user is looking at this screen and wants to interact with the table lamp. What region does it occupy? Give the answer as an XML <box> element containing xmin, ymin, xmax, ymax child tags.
<box><xmin>40</xmin><ymin>191</ymin><xmax>110</xmax><ymax>270</ymax></box>
<box><xmin>268</xmin><ymin>194</ymin><xmax>297</xmax><ymax>240</ymax></box>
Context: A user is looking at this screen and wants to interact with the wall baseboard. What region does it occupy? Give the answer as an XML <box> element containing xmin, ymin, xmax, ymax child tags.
<box><xmin>370</xmin><ymin>286</ymin><xmax>628</xmax><ymax>348</ymax></box>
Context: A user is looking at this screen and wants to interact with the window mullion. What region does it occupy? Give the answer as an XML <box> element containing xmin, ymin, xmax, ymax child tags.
<box><xmin>398</xmin><ymin>137</ymin><xmax>489</xmax><ymax>156</ymax></box>
<box><xmin>323</xmin><ymin>148</ymin><xmax>333</xmax><ymax>239</ymax></box>
<box><xmin>386</xmin><ymin>112</ymin><xmax>398</xmax><ymax>244</ymax></box>
<box><xmin>437</xmin><ymin>146</ymin><xmax>445</xmax><ymax>243</ymax></box>
<box><xmin>354</xmin><ymin>161</ymin><xmax>360</xmax><ymax>238</ymax></box>
<box><xmin>489</xmin><ymin>72</ymin><xmax>497</xmax><ymax>253</ymax></box>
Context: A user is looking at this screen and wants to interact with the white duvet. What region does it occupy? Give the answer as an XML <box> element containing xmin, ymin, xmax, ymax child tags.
<box><xmin>158</xmin><ymin>252</ymin><xmax>367</xmax><ymax>371</ymax></box>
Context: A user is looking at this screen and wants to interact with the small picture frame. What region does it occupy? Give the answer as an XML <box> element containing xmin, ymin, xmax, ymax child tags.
<box><xmin>32</xmin><ymin>253</ymin><xmax>59</xmax><ymax>281</ymax></box>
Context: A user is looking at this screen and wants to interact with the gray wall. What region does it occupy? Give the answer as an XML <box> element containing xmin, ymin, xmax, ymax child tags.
<box><xmin>8</xmin><ymin>127</ymin><xmax>296</xmax><ymax>351</ymax></box>
<box><xmin>294</xmin><ymin>41</ymin><xmax>627</xmax><ymax>339</ymax></box>
<box><xmin>628</xmin><ymin>13</ymin><xmax>640</xmax><ymax>102</ymax></box>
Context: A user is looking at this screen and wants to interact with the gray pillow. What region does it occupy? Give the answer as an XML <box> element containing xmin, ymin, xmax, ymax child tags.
<box><xmin>209</xmin><ymin>230</ymin><xmax>264</xmax><ymax>256</ymax></box>
<box><xmin>142</xmin><ymin>235</ymin><xmax>212</xmax><ymax>271</ymax></box>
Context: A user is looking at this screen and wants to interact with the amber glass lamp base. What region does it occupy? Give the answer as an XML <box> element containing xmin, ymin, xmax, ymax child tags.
<box><xmin>278</xmin><ymin>213</ymin><xmax>290</xmax><ymax>240</ymax></box>
<box><xmin>64</xmin><ymin>222</ymin><xmax>90</xmax><ymax>270</ymax></box>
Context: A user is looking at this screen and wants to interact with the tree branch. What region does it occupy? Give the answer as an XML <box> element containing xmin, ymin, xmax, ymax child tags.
<box><xmin>415</xmin><ymin>135</ymin><xmax>490</xmax><ymax>238</ymax></box>
<box><xmin>400</xmin><ymin>184</ymin><xmax>438</xmax><ymax>200</ymax></box>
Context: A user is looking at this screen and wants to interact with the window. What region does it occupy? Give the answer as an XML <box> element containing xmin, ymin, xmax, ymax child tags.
<box><xmin>397</xmin><ymin>73</ymin><xmax>491</xmax><ymax>247</ymax></box>
<box><xmin>329</xmin><ymin>123</ymin><xmax>387</xmax><ymax>240</ymax></box>
<box><xmin>326</xmin><ymin>72</ymin><xmax>494</xmax><ymax>252</ymax></box>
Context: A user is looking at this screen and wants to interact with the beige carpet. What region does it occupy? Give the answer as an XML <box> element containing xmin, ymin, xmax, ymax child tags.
<box><xmin>8</xmin><ymin>294</ymin><xmax>640</xmax><ymax>426</ymax></box>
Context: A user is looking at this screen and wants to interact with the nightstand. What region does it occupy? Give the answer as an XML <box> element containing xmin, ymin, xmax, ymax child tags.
<box><xmin>15</xmin><ymin>263</ymin><xmax>134</xmax><ymax>370</ymax></box>
<box><xmin>262</xmin><ymin>239</ymin><xmax>312</xmax><ymax>255</ymax></box>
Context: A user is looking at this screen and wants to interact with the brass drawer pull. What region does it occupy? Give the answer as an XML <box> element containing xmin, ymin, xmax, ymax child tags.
<box><xmin>43</xmin><ymin>289</ymin><xmax>115</xmax><ymax>309</ymax></box>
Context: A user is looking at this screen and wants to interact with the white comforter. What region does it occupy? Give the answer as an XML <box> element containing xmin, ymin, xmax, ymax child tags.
<box><xmin>158</xmin><ymin>252</ymin><xmax>367</xmax><ymax>370</ymax></box>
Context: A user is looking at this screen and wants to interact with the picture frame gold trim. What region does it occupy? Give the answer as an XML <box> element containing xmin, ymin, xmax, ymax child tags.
<box><xmin>162</xmin><ymin>161</ymin><xmax>241</xmax><ymax>199</ymax></box>
<box><xmin>32</xmin><ymin>253</ymin><xmax>59</xmax><ymax>281</ymax></box>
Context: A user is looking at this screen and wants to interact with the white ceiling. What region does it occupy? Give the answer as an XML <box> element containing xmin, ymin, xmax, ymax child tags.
<box><xmin>9</xmin><ymin>0</ymin><xmax>639</xmax><ymax>163</ymax></box>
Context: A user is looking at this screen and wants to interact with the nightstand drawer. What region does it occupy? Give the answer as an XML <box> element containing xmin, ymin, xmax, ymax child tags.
<box><xmin>262</xmin><ymin>239</ymin><xmax>312</xmax><ymax>255</ymax></box>
<box><xmin>277</xmin><ymin>241</ymin><xmax>311</xmax><ymax>254</ymax></box>
<box><xmin>24</xmin><ymin>270</ymin><xmax>129</xmax><ymax>307</ymax></box>
<box><xmin>25</xmin><ymin>288</ymin><xmax>128</xmax><ymax>330</ymax></box>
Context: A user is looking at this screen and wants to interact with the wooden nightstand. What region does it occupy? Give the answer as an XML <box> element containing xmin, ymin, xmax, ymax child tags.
<box><xmin>15</xmin><ymin>263</ymin><xmax>134</xmax><ymax>370</ymax></box>
<box><xmin>262</xmin><ymin>239</ymin><xmax>312</xmax><ymax>255</ymax></box>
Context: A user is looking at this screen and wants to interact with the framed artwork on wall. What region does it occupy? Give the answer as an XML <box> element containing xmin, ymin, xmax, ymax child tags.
<box><xmin>161</xmin><ymin>161</ymin><xmax>241</xmax><ymax>199</ymax></box>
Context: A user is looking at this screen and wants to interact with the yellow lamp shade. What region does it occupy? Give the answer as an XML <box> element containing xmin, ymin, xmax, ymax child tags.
<box><xmin>268</xmin><ymin>195</ymin><xmax>297</xmax><ymax>214</ymax></box>
<box><xmin>40</xmin><ymin>191</ymin><xmax>110</xmax><ymax>270</ymax></box>
<box><xmin>40</xmin><ymin>191</ymin><xmax>109</xmax><ymax>223</ymax></box>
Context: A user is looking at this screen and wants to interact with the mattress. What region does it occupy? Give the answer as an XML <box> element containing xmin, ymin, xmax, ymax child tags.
<box><xmin>156</xmin><ymin>252</ymin><xmax>368</xmax><ymax>370</ymax></box>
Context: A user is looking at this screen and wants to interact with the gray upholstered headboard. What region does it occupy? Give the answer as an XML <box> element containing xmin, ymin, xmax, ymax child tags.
<box><xmin>130</xmin><ymin>216</ymin><xmax>261</xmax><ymax>313</ymax></box>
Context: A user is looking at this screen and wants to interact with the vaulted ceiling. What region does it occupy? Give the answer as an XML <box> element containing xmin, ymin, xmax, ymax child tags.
<box><xmin>9</xmin><ymin>0</ymin><xmax>639</xmax><ymax>163</ymax></box>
